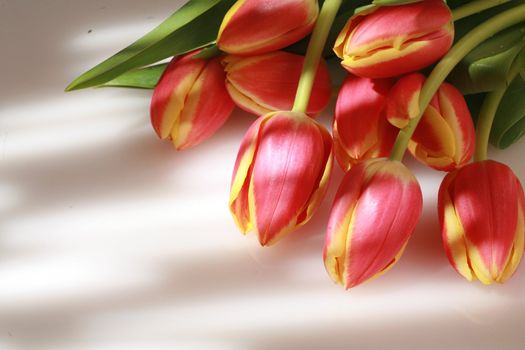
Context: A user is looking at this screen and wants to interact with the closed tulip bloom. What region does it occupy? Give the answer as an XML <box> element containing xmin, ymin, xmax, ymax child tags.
<box><xmin>438</xmin><ymin>160</ymin><xmax>525</xmax><ymax>284</ymax></box>
<box><xmin>334</xmin><ymin>0</ymin><xmax>453</xmax><ymax>78</ymax></box>
<box><xmin>223</xmin><ymin>51</ymin><xmax>331</xmax><ymax>116</ymax></box>
<box><xmin>229</xmin><ymin>111</ymin><xmax>333</xmax><ymax>246</ymax></box>
<box><xmin>386</xmin><ymin>73</ymin><xmax>475</xmax><ymax>171</ymax></box>
<box><xmin>150</xmin><ymin>52</ymin><xmax>234</xmax><ymax>150</ymax></box>
<box><xmin>217</xmin><ymin>0</ymin><xmax>319</xmax><ymax>55</ymax></box>
<box><xmin>324</xmin><ymin>158</ymin><xmax>423</xmax><ymax>288</ymax></box>
<box><xmin>333</xmin><ymin>75</ymin><xmax>397</xmax><ymax>170</ymax></box>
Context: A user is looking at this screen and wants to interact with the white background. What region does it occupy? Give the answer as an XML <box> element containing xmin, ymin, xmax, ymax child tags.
<box><xmin>1</xmin><ymin>1</ymin><xmax>525</xmax><ymax>349</ymax></box>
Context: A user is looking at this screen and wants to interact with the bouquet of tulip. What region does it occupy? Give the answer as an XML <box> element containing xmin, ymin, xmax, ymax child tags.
<box><xmin>67</xmin><ymin>0</ymin><xmax>525</xmax><ymax>288</ymax></box>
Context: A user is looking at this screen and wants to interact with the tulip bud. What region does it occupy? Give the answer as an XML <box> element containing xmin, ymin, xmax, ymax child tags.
<box><xmin>385</xmin><ymin>73</ymin><xmax>475</xmax><ymax>171</ymax></box>
<box><xmin>229</xmin><ymin>111</ymin><xmax>333</xmax><ymax>246</ymax></box>
<box><xmin>217</xmin><ymin>0</ymin><xmax>319</xmax><ymax>55</ymax></box>
<box><xmin>438</xmin><ymin>160</ymin><xmax>525</xmax><ymax>284</ymax></box>
<box><xmin>333</xmin><ymin>75</ymin><xmax>397</xmax><ymax>170</ymax></box>
<box><xmin>324</xmin><ymin>158</ymin><xmax>423</xmax><ymax>288</ymax></box>
<box><xmin>150</xmin><ymin>51</ymin><xmax>235</xmax><ymax>150</ymax></box>
<box><xmin>334</xmin><ymin>0</ymin><xmax>453</xmax><ymax>78</ymax></box>
<box><xmin>223</xmin><ymin>51</ymin><xmax>331</xmax><ymax>116</ymax></box>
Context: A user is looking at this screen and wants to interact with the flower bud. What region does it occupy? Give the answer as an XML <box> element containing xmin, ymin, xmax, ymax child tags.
<box><xmin>386</xmin><ymin>73</ymin><xmax>475</xmax><ymax>171</ymax></box>
<box><xmin>223</xmin><ymin>51</ymin><xmax>331</xmax><ymax>116</ymax></box>
<box><xmin>230</xmin><ymin>111</ymin><xmax>333</xmax><ymax>246</ymax></box>
<box><xmin>333</xmin><ymin>75</ymin><xmax>397</xmax><ymax>170</ymax></box>
<box><xmin>150</xmin><ymin>52</ymin><xmax>234</xmax><ymax>150</ymax></box>
<box><xmin>324</xmin><ymin>158</ymin><xmax>423</xmax><ymax>288</ymax></box>
<box><xmin>438</xmin><ymin>160</ymin><xmax>525</xmax><ymax>284</ymax></box>
<box><xmin>217</xmin><ymin>0</ymin><xmax>319</xmax><ymax>55</ymax></box>
<box><xmin>334</xmin><ymin>0</ymin><xmax>453</xmax><ymax>78</ymax></box>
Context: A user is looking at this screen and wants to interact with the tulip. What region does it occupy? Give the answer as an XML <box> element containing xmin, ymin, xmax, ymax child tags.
<box><xmin>324</xmin><ymin>158</ymin><xmax>423</xmax><ymax>288</ymax></box>
<box><xmin>333</xmin><ymin>0</ymin><xmax>453</xmax><ymax>78</ymax></box>
<box><xmin>217</xmin><ymin>0</ymin><xmax>319</xmax><ymax>55</ymax></box>
<box><xmin>438</xmin><ymin>160</ymin><xmax>525</xmax><ymax>284</ymax></box>
<box><xmin>150</xmin><ymin>51</ymin><xmax>235</xmax><ymax>150</ymax></box>
<box><xmin>223</xmin><ymin>51</ymin><xmax>331</xmax><ymax>116</ymax></box>
<box><xmin>385</xmin><ymin>73</ymin><xmax>475</xmax><ymax>171</ymax></box>
<box><xmin>229</xmin><ymin>111</ymin><xmax>333</xmax><ymax>246</ymax></box>
<box><xmin>333</xmin><ymin>75</ymin><xmax>397</xmax><ymax>170</ymax></box>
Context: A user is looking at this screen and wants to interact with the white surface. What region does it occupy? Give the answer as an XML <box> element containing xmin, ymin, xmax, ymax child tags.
<box><xmin>1</xmin><ymin>1</ymin><xmax>525</xmax><ymax>349</ymax></box>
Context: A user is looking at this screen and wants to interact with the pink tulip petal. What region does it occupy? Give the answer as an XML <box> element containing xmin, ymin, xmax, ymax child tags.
<box><xmin>229</xmin><ymin>115</ymin><xmax>270</xmax><ymax>232</ymax></box>
<box><xmin>173</xmin><ymin>58</ymin><xmax>235</xmax><ymax>150</ymax></box>
<box><xmin>224</xmin><ymin>52</ymin><xmax>331</xmax><ymax>116</ymax></box>
<box><xmin>324</xmin><ymin>161</ymin><xmax>369</xmax><ymax>285</ymax></box>
<box><xmin>453</xmin><ymin>161</ymin><xmax>519</xmax><ymax>280</ymax></box>
<box><xmin>251</xmin><ymin>112</ymin><xmax>325</xmax><ymax>245</ymax></box>
<box><xmin>150</xmin><ymin>53</ymin><xmax>206</xmax><ymax>139</ymax></box>
<box><xmin>335</xmin><ymin>76</ymin><xmax>394</xmax><ymax>159</ymax></box>
<box><xmin>218</xmin><ymin>0</ymin><xmax>318</xmax><ymax>55</ymax></box>
<box><xmin>335</xmin><ymin>0</ymin><xmax>453</xmax><ymax>78</ymax></box>
<box><xmin>344</xmin><ymin>161</ymin><xmax>422</xmax><ymax>287</ymax></box>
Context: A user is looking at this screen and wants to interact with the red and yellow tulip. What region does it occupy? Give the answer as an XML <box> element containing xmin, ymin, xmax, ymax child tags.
<box><xmin>334</xmin><ymin>0</ymin><xmax>453</xmax><ymax>78</ymax></box>
<box><xmin>150</xmin><ymin>51</ymin><xmax>235</xmax><ymax>150</ymax></box>
<box><xmin>333</xmin><ymin>75</ymin><xmax>397</xmax><ymax>170</ymax></box>
<box><xmin>229</xmin><ymin>111</ymin><xmax>333</xmax><ymax>246</ymax></box>
<box><xmin>223</xmin><ymin>51</ymin><xmax>331</xmax><ymax>116</ymax></box>
<box><xmin>386</xmin><ymin>73</ymin><xmax>475</xmax><ymax>171</ymax></box>
<box><xmin>324</xmin><ymin>158</ymin><xmax>423</xmax><ymax>288</ymax></box>
<box><xmin>217</xmin><ymin>0</ymin><xmax>319</xmax><ymax>55</ymax></box>
<box><xmin>438</xmin><ymin>160</ymin><xmax>525</xmax><ymax>284</ymax></box>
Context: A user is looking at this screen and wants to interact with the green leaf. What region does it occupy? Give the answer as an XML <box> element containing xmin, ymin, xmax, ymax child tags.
<box><xmin>447</xmin><ymin>23</ymin><xmax>525</xmax><ymax>94</ymax></box>
<box><xmin>192</xmin><ymin>44</ymin><xmax>223</xmax><ymax>60</ymax></box>
<box><xmin>100</xmin><ymin>63</ymin><xmax>167</xmax><ymax>89</ymax></box>
<box><xmin>491</xmin><ymin>50</ymin><xmax>525</xmax><ymax>148</ymax></box>
<box><xmin>452</xmin><ymin>0</ymin><xmax>524</xmax><ymax>40</ymax></box>
<box><xmin>66</xmin><ymin>0</ymin><xmax>234</xmax><ymax>91</ymax></box>
<box><xmin>491</xmin><ymin>75</ymin><xmax>525</xmax><ymax>148</ymax></box>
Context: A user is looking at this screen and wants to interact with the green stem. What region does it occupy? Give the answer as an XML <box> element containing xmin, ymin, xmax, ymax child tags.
<box><xmin>389</xmin><ymin>3</ymin><xmax>525</xmax><ymax>162</ymax></box>
<box><xmin>474</xmin><ymin>57</ymin><xmax>523</xmax><ymax>161</ymax></box>
<box><xmin>473</xmin><ymin>89</ymin><xmax>507</xmax><ymax>161</ymax></box>
<box><xmin>452</xmin><ymin>0</ymin><xmax>510</xmax><ymax>21</ymax></box>
<box><xmin>292</xmin><ymin>0</ymin><xmax>342</xmax><ymax>113</ymax></box>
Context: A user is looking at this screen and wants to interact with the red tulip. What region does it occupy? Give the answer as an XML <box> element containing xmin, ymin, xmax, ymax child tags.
<box><xmin>438</xmin><ymin>160</ymin><xmax>525</xmax><ymax>284</ymax></box>
<box><xmin>324</xmin><ymin>158</ymin><xmax>423</xmax><ymax>288</ymax></box>
<box><xmin>229</xmin><ymin>111</ymin><xmax>333</xmax><ymax>246</ymax></box>
<box><xmin>223</xmin><ymin>51</ymin><xmax>331</xmax><ymax>116</ymax></box>
<box><xmin>217</xmin><ymin>0</ymin><xmax>319</xmax><ymax>55</ymax></box>
<box><xmin>150</xmin><ymin>51</ymin><xmax>234</xmax><ymax>150</ymax></box>
<box><xmin>333</xmin><ymin>75</ymin><xmax>397</xmax><ymax>170</ymax></box>
<box><xmin>333</xmin><ymin>0</ymin><xmax>453</xmax><ymax>78</ymax></box>
<box><xmin>386</xmin><ymin>73</ymin><xmax>475</xmax><ymax>171</ymax></box>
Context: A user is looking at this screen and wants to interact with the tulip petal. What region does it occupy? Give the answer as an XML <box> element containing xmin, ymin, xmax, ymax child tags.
<box><xmin>301</xmin><ymin>125</ymin><xmax>333</xmax><ymax>223</ymax></box>
<box><xmin>173</xmin><ymin>58</ymin><xmax>235</xmax><ymax>150</ymax></box>
<box><xmin>333</xmin><ymin>76</ymin><xmax>397</xmax><ymax>170</ymax></box>
<box><xmin>150</xmin><ymin>53</ymin><xmax>206</xmax><ymax>139</ymax></box>
<box><xmin>436</xmin><ymin>82</ymin><xmax>475</xmax><ymax>166</ymax></box>
<box><xmin>251</xmin><ymin>112</ymin><xmax>325</xmax><ymax>246</ymax></box>
<box><xmin>325</xmin><ymin>159</ymin><xmax>422</xmax><ymax>288</ymax></box>
<box><xmin>499</xmin><ymin>185</ymin><xmax>525</xmax><ymax>281</ymax></box>
<box><xmin>224</xmin><ymin>52</ymin><xmax>331</xmax><ymax>116</ymax></box>
<box><xmin>335</xmin><ymin>0</ymin><xmax>453</xmax><ymax>78</ymax></box>
<box><xmin>453</xmin><ymin>161</ymin><xmax>519</xmax><ymax>283</ymax></box>
<box><xmin>229</xmin><ymin>115</ymin><xmax>270</xmax><ymax>232</ymax></box>
<box><xmin>343</xmin><ymin>161</ymin><xmax>422</xmax><ymax>288</ymax></box>
<box><xmin>385</xmin><ymin>73</ymin><xmax>424</xmax><ymax>128</ymax></box>
<box><xmin>438</xmin><ymin>171</ymin><xmax>473</xmax><ymax>281</ymax></box>
<box><xmin>409</xmin><ymin>105</ymin><xmax>457</xmax><ymax>169</ymax></box>
<box><xmin>324</xmin><ymin>161</ymin><xmax>368</xmax><ymax>285</ymax></box>
<box><xmin>217</xmin><ymin>0</ymin><xmax>318</xmax><ymax>55</ymax></box>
